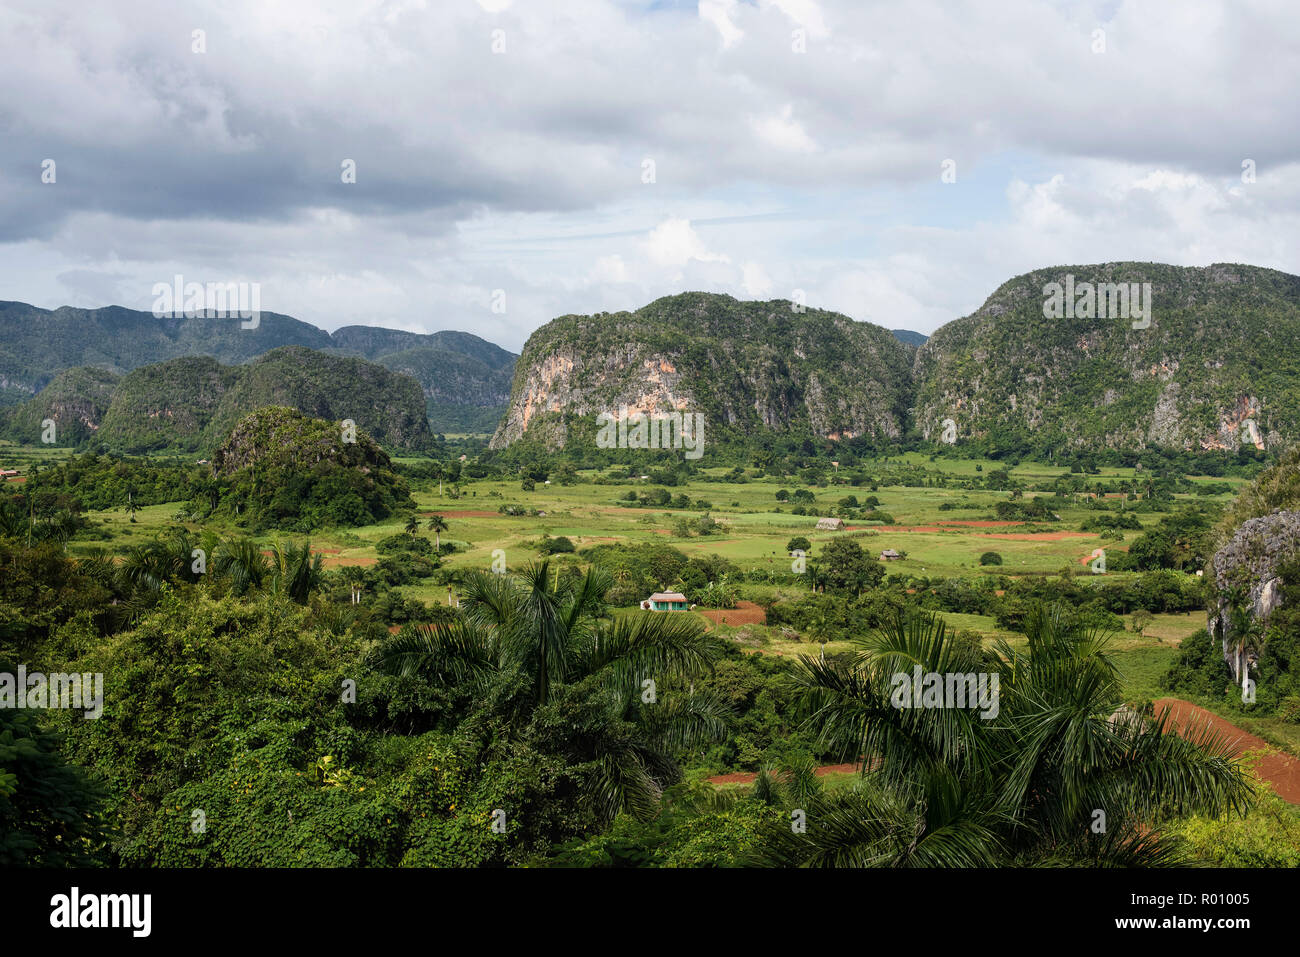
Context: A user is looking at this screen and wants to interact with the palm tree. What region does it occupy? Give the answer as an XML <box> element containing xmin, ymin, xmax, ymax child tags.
<box><xmin>1224</xmin><ymin>588</ymin><xmax>1262</xmax><ymax>700</ymax></box>
<box><xmin>340</xmin><ymin>565</ymin><xmax>366</xmax><ymax>605</ymax></box>
<box><xmin>426</xmin><ymin>514</ymin><xmax>448</xmax><ymax>553</ymax></box>
<box><xmin>806</xmin><ymin>608</ymin><xmax>832</xmax><ymax>664</ymax></box>
<box><xmin>211</xmin><ymin>537</ymin><xmax>269</xmax><ymax>595</ymax></box>
<box><xmin>753</xmin><ymin>605</ymin><xmax>1253</xmax><ymax>867</ymax></box>
<box><xmin>268</xmin><ymin>539</ymin><xmax>324</xmax><ymax>604</ymax></box>
<box><xmin>376</xmin><ymin>560</ymin><xmax>729</xmax><ymax>820</ymax></box>
<box><xmin>404</xmin><ymin>514</ymin><xmax>420</xmax><ymax>537</ymax></box>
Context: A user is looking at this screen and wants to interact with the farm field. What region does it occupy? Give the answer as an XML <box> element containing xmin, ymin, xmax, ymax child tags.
<box><xmin>48</xmin><ymin>458</ymin><xmax>1237</xmax><ymax>590</ymax></box>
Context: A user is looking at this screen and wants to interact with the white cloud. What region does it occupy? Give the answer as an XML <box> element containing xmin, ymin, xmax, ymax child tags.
<box><xmin>642</xmin><ymin>218</ymin><xmax>731</xmax><ymax>271</ymax></box>
<box><xmin>699</xmin><ymin>0</ymin><xmax>744</xmax><ymax>49</ymax></box>
<box><xmin>741</xmin><ymin>261</ymin><xmax>774</xmax><ymax>298</ymax></box>
<box><xmin>749</xmin><ymin>105</ymin><xmax>818</xmax><ymax>153</ymax></box>
<box><xmin>0</xmin><ymin>0</ymin><xmax>1296</xmax><ymax>347</ymax></box>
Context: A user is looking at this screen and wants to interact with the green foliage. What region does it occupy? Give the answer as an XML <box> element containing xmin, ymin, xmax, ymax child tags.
<box><xmin>751</xmin><ymin>606</ymin><xmax>1254</xmax><ymax>867</ymax></box>
<box><xmin>207</xmin><ymin>407</ymin><xmax>415</xmax><ymax>530</ymax></box>
<box><xmin>914</xmin><ymin>263</ymin><xmax>1300</xmax><ymax>456</ymax></box>
<box><xmin>0</xmin><ymin>706</ymin><xmax>109</xmax><ymax>866</ymax></box>
<box><xmin>817</xmin><ymin>538</ymin><xmax>887</xmax><ymax>594</ymax></box>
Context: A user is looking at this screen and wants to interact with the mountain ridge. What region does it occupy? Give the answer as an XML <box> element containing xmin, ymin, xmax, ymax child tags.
<box><xmin>0</xmin><ymin>300</ymin><xmax>515</xmax><ymax>433</ymax></box>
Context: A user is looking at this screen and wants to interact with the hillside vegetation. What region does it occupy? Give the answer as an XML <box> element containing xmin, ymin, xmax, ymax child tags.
<box><xmin>2</xmin><ymin>348</ymin><xmax>433</xmax><ymax>452</ymax></box>
<box><xmin>0</xmin><ymin>300</ymin><xmax>513</xmax><ymax>433</ymax></box>
<box><xmin>913</xmin><ymin>263</ymin><xmax>1300</xmax><ymax>457</ymax></box>
<box><xmin>491</xmin><ymin>292</ymin><xmax>915</xmax><ymax>451</ymax></box>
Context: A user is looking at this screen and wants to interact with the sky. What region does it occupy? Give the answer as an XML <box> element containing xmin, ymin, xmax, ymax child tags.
<box><xmin>1</xmin><ymin>0</ymin><xmax>1297</xmax><ymax>352</ymax></box>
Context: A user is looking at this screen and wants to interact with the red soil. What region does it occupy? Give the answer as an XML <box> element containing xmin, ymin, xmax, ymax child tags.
<box><xmin>320</xmin><ymin>556</ymin><xmax>376</xmax><ymax>567</ymax></box>
<box><xmin>848</xmin><ymin>520</ymin><xmax>1027</xmax><ymax>533</ymax></box>
<box><xmin>707</xmin><ymin>762</ymin><xmax>862</xmax><ymax>785</ymax></box>
<box><xmin>696</xmin><ymin>600</ymin><xmax>766</xmax><ymax>628</ymax></box>
<box><xmin>1155</xmin><ymin>698</ymin><xmax>1300</xmax><ymax>804</ymax></box>
<box><xmin>976</xmin><ymin>531</ymin><xmax>1093</xmax><ymax>541</ymax></box>
<box><xmin>703</xmin><ymin>698</ymin><xmax>1300</xmax><ymax>802</ymax></box>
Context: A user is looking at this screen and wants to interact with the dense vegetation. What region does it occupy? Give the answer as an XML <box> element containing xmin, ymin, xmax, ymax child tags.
<box><xmin>489</xmin><ymin>292</ymin><xmax>916</xmax><ymax>451</ymax></box>
<box><xmin>207</xmin><ymin>408</ymin><xmax>416</xmax><ymax>530</ymax></box>
<box><xmin>914</xmin><ymin>263</ymin><xmax>1300</xmax><ymax>456</ymax></box>
<box><xmin>0</xmin><ymin>300</ymin><xmax>513</xmax><ymax>435</ymax></box>
<box><xmin>3</xmin><ymin>349</ymin><xmax>433</xmax><ymax>452</ymax></box>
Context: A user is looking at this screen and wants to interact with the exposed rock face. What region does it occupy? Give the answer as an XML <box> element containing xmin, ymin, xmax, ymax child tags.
<box><xmin>0</xmin><ymin>366</ymin><xmax>120</xmax><ymax>444</ymax></box>
<box><xmin>912</xmin><ymin>262</ymin><xmax>1300</xmax><ymax>453</ymax></box>
<box><xmin>490</xmin><ymin>293</ymin><xmax>914</xmax><ymax>451</ymax></box>
<box><xmin>1207</xmin><ymin>509</ymin><xmax>1300</xmax><ymax>682</ymax></box>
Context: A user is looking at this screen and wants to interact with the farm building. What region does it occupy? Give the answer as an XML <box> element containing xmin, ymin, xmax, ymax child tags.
<box><xmin>815</xmin><ymin>517</ymin><xmax>845</xmax><ymax>530</ymax></box>
<box><xmin>880</xmin><ymin>549</ymin><xmax>901</xmax><ymax>560</ymax></box>
<box><xmin>641</xmin><ymin>591</ymin><xmax>690</xmax><ymax>612</ymax></box>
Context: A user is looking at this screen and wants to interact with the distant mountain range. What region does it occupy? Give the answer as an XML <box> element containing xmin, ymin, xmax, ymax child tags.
<box><xmin>891</xmin><ymin>329</ymin><xmax>928</xmax><ymax>347</ymax></box>
<box><xmin>5</xmin><ymin>262</ymin><xmax>1298</xmax><ymax>458</ymax></box>
<box><xmin>0</xmin><ymin>301</ymin><xmax>514</xmax><ymax>434</ymax></box>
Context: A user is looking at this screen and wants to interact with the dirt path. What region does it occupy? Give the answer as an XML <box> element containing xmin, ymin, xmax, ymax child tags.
<box><xmin>1155</xmin><ymin>698</ymin><xmax>1300</xmax><ymax>803</ymax></box>
<box><xmin>704</xmin><ymin>698</ymin><xmax>1300</xmax><ymax>801</ymax></box>
<box><xmin>707</xmin><ymin>762</ymin><xmax>862</xmax><ymax>785</ymax></box>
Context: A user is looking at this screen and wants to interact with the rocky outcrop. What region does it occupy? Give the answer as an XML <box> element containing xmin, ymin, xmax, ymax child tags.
<box><xmin>912</xmin><ymin>262</ymin><xmax>1300</xmax><ymax>454</ymax></box>
<box><xmin>1207</xmin><ymin>509</ymin><xmax>1300</xmax><ymax>683</ymax></box>
<box><xmin>490</xmin><ymin>293</ymin><xmax>914</xmax><ymax>451</ymax></box>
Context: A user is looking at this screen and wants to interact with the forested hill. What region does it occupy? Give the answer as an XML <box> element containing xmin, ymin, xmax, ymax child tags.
<box><xmin>1</xmin><ymin>347</ymin><xmax>433</xmax><ymax>452</ymax></box>
<box><xmin>912</xmin><ymin>263</ymin><xmax>1300</xmax><ymax>457</ymax></box>
<box><xmin>489</xmin><ymin>292</ymin><xmax>916</xmax><ymax>452</ymax></box>
<box><xmin>0</xmin><ymin>300</ymin><xmax>515</xmax><ymax>432</ymax></box>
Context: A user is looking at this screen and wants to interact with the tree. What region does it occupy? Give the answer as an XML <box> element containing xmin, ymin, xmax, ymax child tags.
<box><xmin>426</xmin><ymin>514</ymin><xmax>449</xmax><ymax>552</ymax></box>
<box><xmin>979</xmin><ymin>551</ymin><xmax>1003</xmax><ymax>566</ymax></box>
<box><xmin>211</xmin><ymin>537</ymin><xmax>269</xmax><ymax>595</ymax></box>
<box><xmin>787</xmin><ymin>536</ymin><xmax>812</xmax><ymax>554</ymax></box>
<box><xmin>1131</xmin><ymin>608</ymin><xmax>1155</xmax><ymax>638</ymax></box>
<box><xmin>753</xmin><ymin>606</ymin><xmax>1252</xmax><ymax>867</ymax></box>
<box><xmin>404</xmin><ymin>514</ymin><xmax>420</xmax><ymax>537</ymax></box>
<box><xmin>819</xmin><ymin>538</ymin><xmax>886</xmax><ymax>595</ymax></box>
<box><xmin>0</xmin><ymin>708</ymin><xmax>108</xmax><ymax>866</ymax></box>
<box><xmin>268</xmin><ymin>539</ymin><xmax>324</xmax><ymax>604</ymax></box>
<box><xmin>376</xmin><ymin>561</ymin><xmax>728</xmax><ymax>821</ymax></box>
<box><xmin>340</xmin><ymin>565</ymin><xmax>366</xmax><ymax>605</ymax></box>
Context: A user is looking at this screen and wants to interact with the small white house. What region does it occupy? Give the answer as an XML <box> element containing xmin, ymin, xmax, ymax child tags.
<box><xmin>641</xmin><ymin>591</ymin><xmax>690</xmax><ymax>612</ymax></box>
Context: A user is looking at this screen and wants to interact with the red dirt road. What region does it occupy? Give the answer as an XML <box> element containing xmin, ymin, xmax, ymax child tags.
<box><xmin>1155</xmin><ymin>698</ymin><xmax>1300</xmax><ymax>803</ymax></box>
<box><xmin>705</xmin><ymin>699</ymin><xmax>1300</xmax><ymax>801</ymax></box>
<box><xmin>707</xmin><ymin>762</ymin><xmax>862</xmax><ymax>785</ymax></box>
